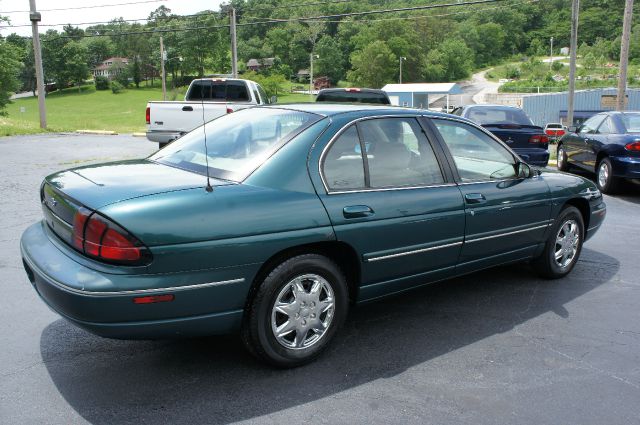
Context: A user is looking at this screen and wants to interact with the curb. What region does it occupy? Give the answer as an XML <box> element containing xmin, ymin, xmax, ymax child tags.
<box><xmin>75</xmin><ymin>130</ymin><xmax>117</xmax><ymax>135</ymax></box>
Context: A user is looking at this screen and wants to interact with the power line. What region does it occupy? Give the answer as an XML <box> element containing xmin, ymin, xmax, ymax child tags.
<box><xmin>0</xmin><ymin>0</ymin><xmax>166</xmax><ymax>14</ymax></box>
<box><xmin>39</xmin><ymin>0</ymin><xmax>515</xmax><ymax>42</ymax></box>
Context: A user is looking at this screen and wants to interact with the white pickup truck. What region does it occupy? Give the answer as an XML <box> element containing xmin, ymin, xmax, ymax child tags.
<box><xmin>145</xmin><ymin>78</ymin><xmax>272</xmax><ymax>147</ymax></box>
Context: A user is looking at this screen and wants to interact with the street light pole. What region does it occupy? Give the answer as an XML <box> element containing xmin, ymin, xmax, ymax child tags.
<box><xmin>29</xmin><ymin>0</ymin><xmax>46</xmax><ymax>129</ymax></box>
<box><xmin>399</xmin><ymin>56</ymin><xmax>407</xmax><ymax>84</ymax></box>
<box><xmin>549</xmin><ymin>37</ymin><xmax>554</xmax><ymax>70</ymax></box>
<box><xmin>567</xmin><ymin>0</ymin><xmax>580</xmax><ymax>127</ymax></box>
<box><xmin>616</xmin><ymin>0</ymin><xmax>634</xmax><ymax>111</ymax></box>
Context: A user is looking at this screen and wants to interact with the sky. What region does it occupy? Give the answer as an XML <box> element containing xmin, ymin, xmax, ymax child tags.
<box><xmin>0</xmin><ymin>0</ymin><xmax>225</xmax><ymax>36</ymax></box>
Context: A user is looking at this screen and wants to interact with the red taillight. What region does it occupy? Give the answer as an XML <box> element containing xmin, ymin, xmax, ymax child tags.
<box><xmin>530</xmin><ymin>134</ymin><xmax>550</xmax><ymax>144</ymax></box>
<box><xmin>133</xmin><ymin>294</ymin><xmax>174</xmax><ymax>304</ymax></box>
<box><xmin>226</xmin><ymin>107</ymin><xmax>234</xmax><ymax>114</ymax></box>
<box><xmin>625</xmin><ymin>141</ymin><xmax>640</xmax><ymax>151</ymax></box>
<box><xmin>71</xmin><ymin>210</ymin><xmax>150</xmax><ymax>265</ymax></box>
<box><xmin>556</xmin><ymin>129</ymin><xmax>565</xmax><ymax>136</ymax></box>
<box><xmin>145</xmin><ymin>106</ymin><xmax>150</xmax><ymax>124</ymax></box>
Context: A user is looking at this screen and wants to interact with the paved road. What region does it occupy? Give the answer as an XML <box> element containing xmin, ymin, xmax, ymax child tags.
<box><xmin>1</xmin><ymin>134</ymin><xmax>639</xmax><ymax>424</ymax></box>
<box><xmin>429</xmin><ymin>69</ymin><xmax>502</xmax><ymax>110</ymax></box>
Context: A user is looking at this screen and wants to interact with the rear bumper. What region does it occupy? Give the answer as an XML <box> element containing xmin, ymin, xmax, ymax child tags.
<box><xmin>513</xmin><ymin>148</ymin><xmax>550</xmax><ymax>167</ymax></box>
<box><xmin>146</xmin><ymin>130</ymin><xmax>183</xmax><ymax>144</ymax></box>
<box><xmin>20</xmin><ymin>221</ymin><xmax>246</xmax><ymax>339</ymax></box>
<box><xmin>609</xmin><ymin>156</ymin><xmax>640</xmax><ymax>179</ymax></box>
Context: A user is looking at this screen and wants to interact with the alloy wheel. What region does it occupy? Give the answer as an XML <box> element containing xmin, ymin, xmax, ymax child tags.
<box><xmin>554</xmin><ymin>219</ymin><xmax>580</xmax><ymax>268</ymax></box>
<box><xmin>598</xmin><ymin>162</ymin><xmax>609</xmax><ymax>188</ymax></box>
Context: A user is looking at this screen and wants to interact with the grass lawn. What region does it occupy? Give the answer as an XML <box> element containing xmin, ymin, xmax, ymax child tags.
<box><xmin>1</xmin><ymin>83</ymin><xmax>314</xmax><ymax>136</ymax></box>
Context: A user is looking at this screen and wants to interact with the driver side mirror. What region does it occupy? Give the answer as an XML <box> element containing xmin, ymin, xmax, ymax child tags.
<box><xmin>568</xmin><ymin>126</ymin><xmax>578</xmax><ymax>133</ymax></box>
<box><xmin>270</xmin><ymin>95</ymin><xmax>277</xmax><ymax>104</ymax></box>
<box><xmin>516</xmin><ymin>161</ymin><xmax>534</xmax><ymax>178</ymax></box>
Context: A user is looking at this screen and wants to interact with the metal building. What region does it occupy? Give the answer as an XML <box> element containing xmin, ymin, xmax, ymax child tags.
<box><xmin>522</xmin><ymin>88</ymin><xmax>640</xmax><ymax>127</ymax></box>
<box><xmin>382</xmin><ymin>83</ymin><xmax>463</xmax><ymax>109</ymax></box>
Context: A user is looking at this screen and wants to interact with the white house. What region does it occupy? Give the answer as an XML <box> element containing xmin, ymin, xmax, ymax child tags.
<box><xmin>93</xmin><ymin>57</ymin><xmax>130</xmax><ymax>79</ymax></box>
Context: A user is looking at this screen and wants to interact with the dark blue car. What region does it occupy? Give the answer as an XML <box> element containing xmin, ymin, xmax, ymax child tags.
<box><xmin>557</xmin><ymin>111</ymin><xmax>640</xmax><ymax>193</ymax></box>
<box><xmin>452</xmin><ymin>105</ymin><xmax>550</xmax><ymax>167</ymax></box>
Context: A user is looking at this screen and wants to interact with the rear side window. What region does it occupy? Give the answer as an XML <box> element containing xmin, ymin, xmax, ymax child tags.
<box><xmin>187</xmin><ymin>80</ymin><xmax>250</xmax><ymax>101</ymax></box>
<box><xmin>323</xmin><ymin>126</ymin><xmax>366</xmax><ymax>190</ymax></box>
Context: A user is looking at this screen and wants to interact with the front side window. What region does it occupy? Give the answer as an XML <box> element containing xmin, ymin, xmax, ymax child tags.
<box><xmin>433</xmin><ymin>119</ymin><xmax>517</xmax><ymax>181</ymax></box>
<box><xmin>257</xmin><ymin>84</ymin><xmax>270</xmax><ymax>104</ymax></box>
<box><xmin>580</xmin><ymin>115</ymin><xmax>606</xmax><ymax>134</ymax></box>
<box><xmin>151</xmin><ymin>108</ymin><xmax>319</xmax><ymax>181</ymax></box>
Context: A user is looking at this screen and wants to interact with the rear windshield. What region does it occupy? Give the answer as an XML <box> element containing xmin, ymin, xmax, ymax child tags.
<box><xmin>316</xmin><ymin>91</ymin><xmax>390</xmax><ymax>105</ymax></box>
<box><xmin>467</xmin><ymin>107</ymin><xmax>534</xmax><ymax>126</ymax></box>
<box><xmin>621</xmin><ymin>113</ymin><xmax>640</xmax><ymax>133</ymax></box>
<box><xmin>186</xmin><ymin>80</ymin><xmax>250</xmax><ymax>102</ymax></box>
<box><xmin>150</xmin><ymin>108</ymin><xmax>320</xmax><ymax>181</ymax></box>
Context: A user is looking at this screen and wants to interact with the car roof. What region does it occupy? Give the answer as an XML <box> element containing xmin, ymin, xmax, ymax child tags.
<box><xmin>317</xmin><ymin>88</ymin><xmax>386</xmax><ymax>94</ymax></box>
<box><xmin>261</xmin><ymin>103</ymin><xmax>459</xmax><ymax>119</ymax></box>
<box><xmin>463</xmin><ymin>104</ymin><xmax>523</xmax><ymax>111</ymax></box>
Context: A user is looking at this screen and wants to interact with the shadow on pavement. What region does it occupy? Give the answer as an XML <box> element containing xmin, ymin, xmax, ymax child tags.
<box><xmin>41</xmin><ymin>248</ymin><xmax>618</xmax><ymax>424</ymax></box>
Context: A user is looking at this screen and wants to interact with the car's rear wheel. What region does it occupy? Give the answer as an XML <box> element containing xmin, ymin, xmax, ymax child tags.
<box><xmin>241</xmin><ymin>254</ymin><xmax>349</xmax><ymax>367</ymax></box>
<box><xmin>596</xmin><ymin>157</ymin><xmax>620</xmax><ymax>194</ymax></box>
<box><xmin>557</xmin><ymin>144</ymin><xmax>569</xmax><ymax>171</ymax></box>
<box><xmin>533</xmin><ymin>206</ymin><xmax>584</xmax><ymax>279</ymax></box>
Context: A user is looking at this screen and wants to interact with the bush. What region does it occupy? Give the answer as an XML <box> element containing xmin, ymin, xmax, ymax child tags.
<box><xmin>110</xmin><ymin>81</ymin><xmax>124</xmax><ymax>94</ymax></box>
<box><xmin>551</xmin><ymin>61</ymin><xmax>564</xmax><ymax>72</ymax></box>
<box><xmin>94</xmin><ymin>76</ymin><xmax>109</xmax><ymax>90</ymax></box>
<box><xmin>504</xmin><ymin>65</ymin><xmax>521</xmax><ymax>79</ymax></box>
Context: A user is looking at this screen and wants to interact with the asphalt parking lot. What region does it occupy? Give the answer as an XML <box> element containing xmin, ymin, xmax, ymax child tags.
<box><xmin>1</xmin><ymin>134</ymin><xmax>639</xmax><ymax>425</ymax></box>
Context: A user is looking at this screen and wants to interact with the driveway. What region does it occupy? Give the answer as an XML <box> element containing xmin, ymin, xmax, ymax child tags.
<box><xmin>1</xmin><ymin>134</ymin><xmax>639</xmax><ymax>424</ymax></box>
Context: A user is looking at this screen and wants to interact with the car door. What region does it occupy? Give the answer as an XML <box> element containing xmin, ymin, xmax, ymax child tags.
<box><xmin>583</xmin><ymin>116</ymin><xmax>614</xmax><ymax>170</ymax></box>
<box><xmin>567</xmin><ymin>114</ymin><xmax>606</xmax><ymax>169</ymax></box>
<box><xmin>427</xmin><ymin>118</ymin><xmax>553</xmax><ymax>274</ymax></box>
<box><xmin>311</xmin><ymin>116</ymin><xmax>466</xmax><ymax>301</ymax></box>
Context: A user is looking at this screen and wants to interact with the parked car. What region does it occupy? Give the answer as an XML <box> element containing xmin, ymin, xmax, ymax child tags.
<box><xmin>544</xmin><ymin>123</ymin><xmax>567</xmax><ymax>140</ymax></box>
<box><xmin>316</xmin><ymin>88</ymin><xmax>391</xmax><ymax>105</ymax></box>
<box><xmin>451</xmin><ymin>105</ymin><xmax>550</xmax><ymax>166</ymax></box>
<box><xmin>146</xmin><ymin>78</ymin><xmax>271</xmax><ymax>148</ymax></box>
<box><xmin>21</xmin><ymin>105</ymin><xmax>606</xmax><ymax>367</ymax></box>
<box><xmin>557</xmin><ymin>111</ymin><xmax>640</xmax><ymax>193</ymax></box>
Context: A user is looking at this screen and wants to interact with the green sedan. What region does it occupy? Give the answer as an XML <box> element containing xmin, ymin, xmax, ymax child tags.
<box><xmin>21</xmin><ymin>104</ymin><xmax>606</xmax><ymax>367</ymax></box>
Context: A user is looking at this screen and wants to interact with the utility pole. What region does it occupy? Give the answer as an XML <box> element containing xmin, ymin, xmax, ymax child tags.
<box><xmin>616</xmin><ymin>0</ymin><xmax>634</xmax><ymax>111</ymax></box>
<box><xmin>549</xmin><ymin>37</ymin><xmax>554</xmax><ymax>70</ymax></box>
<box><xmin>399</xmin><ymin>56</ymin><xmax>406</xmax><ymax>84</ymax></box>
<box><xmin>160</xmin><ymin>36</ymin><xmax>166</xmax><ymax>100</ymax></box>
<box><xmin>229</xmin><ymin>7</ymin><xmax>238</xmax><ymax>78</ymax></box>
<box><xmin>309</xmin><ymin>53</ymin><xmax>319</xmax><ymax>97</ymax></box>
<box><xmin>567</xmin><ymin>0</ymin><xmax>580</xmax><ymax>127</ymax></box>
<box><xmin>29</xmin><ymin>0</ymin><xmax>46</xmax><ymax>129</ymax></box>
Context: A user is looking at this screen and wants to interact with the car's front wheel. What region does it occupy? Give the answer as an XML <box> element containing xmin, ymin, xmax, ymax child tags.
<box><xmin>242</xmin><ymin>254</ymin><xmax>349</xmax><ymax>367</ymax></box>
<box><xmin>596</xmin><ymin>157</ymin><xmax>620</xmax><ymax>194</ymax></box>
<box><xmin>557</xmin><ymin>144</ymin><xmax>569</xmax><ymax>171</ymax></box>
<box><xmin>533</xmin><ymin>206</ymin><xmax>584</xmax><ymax>279</ymax></box>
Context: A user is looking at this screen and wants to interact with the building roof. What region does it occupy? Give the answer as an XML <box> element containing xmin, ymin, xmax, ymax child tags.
<box><xmin>246</xmin><ymin>57</ymin><xmax>275</xmax><ymax>67</ymax></box>
<box><xmin>382</xmin><ymin>83</ymin><xmax>463</xmax><ymax>95</ymax></box>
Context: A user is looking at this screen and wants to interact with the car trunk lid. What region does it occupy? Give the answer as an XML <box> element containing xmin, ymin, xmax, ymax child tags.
<box><xmin>482</xmin><ymin>123</ymin><xmax>549</xmax><ymax>149</ymax></box>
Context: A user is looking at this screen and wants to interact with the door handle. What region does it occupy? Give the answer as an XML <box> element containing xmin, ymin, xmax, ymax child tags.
<box><xmin>182</xmin><ymin>106</ymin><xmax>193</xmax><ymax>111</ymax></box>
<box><xmin>464</xmin><ymin>193</ymin><xmax>486</xmax><ymax>204</ymax></box>
<box><xmin>343</xmin><ymin>205</ymin><xmax>374</xmax><ymax>219</ymax></box>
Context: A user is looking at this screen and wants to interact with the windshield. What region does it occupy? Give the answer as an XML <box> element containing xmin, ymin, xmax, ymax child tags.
<box><xmin>150</xmin><ymin>108</ymin><xmax>320</xmax><ymax>181</ymax></box>
<box><xmin>316</xmin><ymin>91</ymin><xmax>390</xmax><ymax>104</ymax></box>
<box><xmin>467</xmin><ymin>107</ymin><xmax>534</xmax><ymax>126</ymax></box>
<box><xmin>621</xmin><ymin>113</ymin><xmax>640</xmax><ymax>133</ymax></box>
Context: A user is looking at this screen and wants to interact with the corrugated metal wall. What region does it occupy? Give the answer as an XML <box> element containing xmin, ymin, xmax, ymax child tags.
<box><xmin>522</xmin><ymin>88</ymin><xmax>640</xmax><ymax>126</ymax></box>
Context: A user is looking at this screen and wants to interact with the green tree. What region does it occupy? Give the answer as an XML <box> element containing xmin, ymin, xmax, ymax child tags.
<box><xmin>423</xmin><ymin>39</ymin><xmax>473</xmax><ymax>82</ymax></box>
<box><xmin>0</xmin><ymin>39</ymin><xmax>23</xmax><ymax>115</ymax></box>
<box><xmin>347</xmin><ymin>40</ymin><xmax>396</xmax><ymax>88</ymax></box>
<box><xmin>84</xmin><ymin>37</ymin><xmax>114</xmax><ymax>70</ymax></box>
<box><xmin>583</xmin><ymin>52</ymin><xmax>597</xmax><ymax>70</ymax></box>
<box><xmin>315</xmin><ymin>36</ymin><xmax>346</xmax><ymax>84</ymax></box>
<box><xmin>58</xmin><ymin>41</ymin><xmax>89</xmax><ymax>91</ymax></box>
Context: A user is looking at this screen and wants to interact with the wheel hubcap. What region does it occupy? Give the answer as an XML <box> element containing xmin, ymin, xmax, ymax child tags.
<box><xmin>558</xmin><ymin>148</ymin><xmax>564</xmax><ymax>168</ymax></box>
<box><xmin>598</xmin><ymin>162</ymin><xmax>609</xmax><ymax>188</ymax></box>
<box><xmin>271</xmin><ymin>274</ymin><xmax>335</xmax><ymax>350</ymax></box>
<box><xmin>554</xmin><ymin>219</ymin><xmax>580</xmax><ymax>268</ymax></box>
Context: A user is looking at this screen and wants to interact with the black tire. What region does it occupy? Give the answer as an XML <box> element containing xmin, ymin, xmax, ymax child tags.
<box><xmin>241</xmin><ymin>254</ymin><xmax>349</xmax><ymax>367</ymax></box>
<box><xmin>557</xmin><ymin>144</ymin><xmax>569</xmax><ymax>172</ymax></box>
<box><xmin>532</xmin><ymin>206</ymin><xmax>584</xmax><ymax>279</ymax></box>
<box><xmin>596</xmin><ymin>157</ymin><xmax>621</xmax><ymax>194</ymax></box>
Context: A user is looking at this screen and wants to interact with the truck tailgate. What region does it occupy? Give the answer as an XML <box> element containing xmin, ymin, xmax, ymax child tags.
<box><xmin>147</xmin><ymin>102</ymin><xmax>228</xmax><ymax>134</ymax></box>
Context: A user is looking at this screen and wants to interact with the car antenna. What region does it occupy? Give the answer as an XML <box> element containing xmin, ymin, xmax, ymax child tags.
<box><xmin>200</xmin><ymin>78</ymin><xmax>214</xmax><ymax>193</ymax></box>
